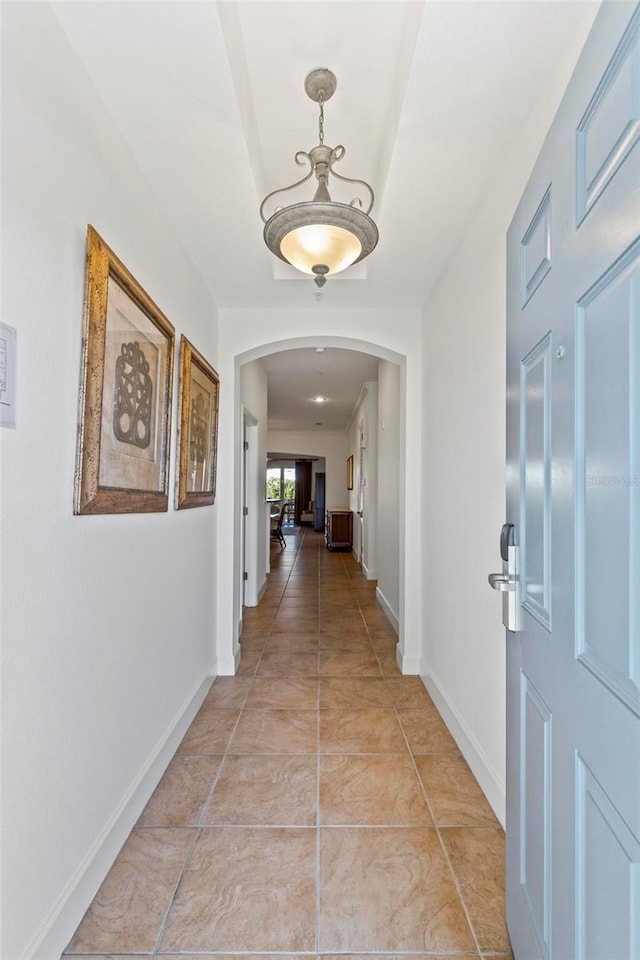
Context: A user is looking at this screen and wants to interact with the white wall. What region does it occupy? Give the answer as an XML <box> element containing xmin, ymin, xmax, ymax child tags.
<box><xmin>1</xmin><ymin>6</ymin><xmax>219</xmax><ymax>958</ymax></box>
<box><xmin>347</xmin><ymin>383</ymin><xmax>378</xmax><ymax>579</ymax></box>
<box><xmin>217</xmin><ymin>319</ymin><xmax>421</xmax><ymax>675</ymax></box>
<box><xmin>377</xmin><ymin>361</ymin><xmax>401</xmax><ymax>629</ymax></box>
<box><xmin>346</xmin><ymin>366</ymin><xmax>401</xmax><ymax>630</ymax></box>
<box><xmin>240</xmin><ymin>359</ymin><xmax>268</xmax><ymax>606</ymax></box>
<box><xmin>420</xmin><ymin>9</ymin><xmax>599</xmax><ymax>826</ymax></box>
<box><xmin>348</xmin><ymin>399</ymin><xmax>362</xmax><ymax>561</ymax></box>
<box><xmin>267</xmin><ymin>430</ymin><xmax>349</xmax><ymax>510</ymax></box>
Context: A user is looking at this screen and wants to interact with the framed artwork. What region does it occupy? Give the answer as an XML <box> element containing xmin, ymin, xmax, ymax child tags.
<box><xmin>74</xmin><ymin>225</ymin><xmax>175</xmax><ymax>515</ymax></box>
<box><xmin>175</xmin><ymin>335</ymin><xmax>220</xmax><ymax>509</ymax></box>
<box><xmin>346</xmin><ymin>454</ymin><xmax>354</xmax><ymax>490</ymax></box>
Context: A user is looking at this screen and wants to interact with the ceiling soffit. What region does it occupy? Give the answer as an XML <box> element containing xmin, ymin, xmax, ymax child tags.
<box><xmin>51</xmin><ymin>1</ymin><xmax>599</xmax><ymax>309</ymax></box>
<box><xmin>219</xmin><ymin>1</ymin><xmax>423</xmax><ymax>211</ymax></box>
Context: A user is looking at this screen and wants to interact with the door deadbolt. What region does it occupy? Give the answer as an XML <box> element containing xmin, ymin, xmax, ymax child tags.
<box><xmin>488</xmin><ymin>523</ymin><xmax>522</xmax><ymax>632</ymax></box>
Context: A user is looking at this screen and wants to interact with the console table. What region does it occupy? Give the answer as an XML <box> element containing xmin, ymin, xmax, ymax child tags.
<box><xmin>325</xmin><ymin>507</ymin><xmax>353</xmax><ymax>551</ymax></box>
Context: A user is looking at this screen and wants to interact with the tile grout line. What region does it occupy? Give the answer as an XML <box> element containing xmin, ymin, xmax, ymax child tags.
<box><xmin>269</xmin><ymin>525</ymin><xmax>321</xmax><ymax>955</ymax></box>
<box><xmin>250</xmin><ymin>527</ymin><xmax>302</xmax><ymax>675</ymax></box>
<box><xmin>389</xmin><ymin>682</ymin><xmax>484</xmax><ymax>959</ymax></box>
<box><xmin>150</xmin><ymin>531</ymin><xmax>307</xmax><ymax>958</ymax></box>
<box><xmin>68</xmin><ymin>531</ymin><xmax>507</xmax><ymax>959</ymax></box>
<box><xmin>347</xmin><ymin>551</ymin><xmax>484</xmax><ymax>959</ymax></box>
<box><xmin>315</xmin><ymin>531</ymin><xmax>322</xmax><ymax>956</ymax></box>
<box><xmin>150</xmin><ymin>661</ymin><xmax>256</xmax><ymax>957</ymax></box>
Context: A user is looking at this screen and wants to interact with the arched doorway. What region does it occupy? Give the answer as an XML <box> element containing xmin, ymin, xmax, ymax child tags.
<box><xmin>215</xmin><ymin>329</ymin><xmax>423</xmax><ymax>680</ymax></box>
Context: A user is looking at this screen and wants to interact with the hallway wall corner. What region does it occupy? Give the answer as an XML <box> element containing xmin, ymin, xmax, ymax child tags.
<box><xmin>420</xmin><ymin>671</ymin><xmax>506</xmax><ymax>827</ymax></box>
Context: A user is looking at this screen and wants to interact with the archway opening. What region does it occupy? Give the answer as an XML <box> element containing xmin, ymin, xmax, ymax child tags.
<box><xmin>215</xmin><ymin>334</ymin><xmax>420</xmax><ymax>679</ymax></box>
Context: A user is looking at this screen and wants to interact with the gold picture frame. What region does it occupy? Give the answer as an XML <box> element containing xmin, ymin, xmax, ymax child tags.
<box><xmin>176</xmin><ymin>335</ymin><xmax>220</xmax><ymax>509</ymax></box>
<box><xmin>347</xmin><ymin>454</ymin><xmax>354</xmax><ymax>490</ymax></box>
<box><xmin>74</xmin><ymin>225</ymin><xmax>175</xmax><ymax>515</ymax></box>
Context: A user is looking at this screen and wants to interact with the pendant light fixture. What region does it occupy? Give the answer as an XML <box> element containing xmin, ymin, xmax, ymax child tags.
<box><xmin>260</xmin><ymin>69</ymin><xmax>378</xmax><ymax>288</ymax></box>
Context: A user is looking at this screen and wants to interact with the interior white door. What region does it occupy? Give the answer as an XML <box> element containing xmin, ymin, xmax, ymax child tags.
<box><xmin>504</xmin><ymin>4</ymin><xmax>640</xmax><ymax>957</ymax></box>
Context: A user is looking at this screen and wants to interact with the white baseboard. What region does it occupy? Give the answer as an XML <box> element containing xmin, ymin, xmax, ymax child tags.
<box><xmin>24</xmin><ymin>674</ymin><xmax>214</xmax><ymax>960</ymax></box>
<box><xmin>420</xmin><ymin>668</ymin><xmax>506</xmax><ymax>828</ymax></box>
<box><xmin>217</xmin><ymin>644</ymin><xmax>241</xmax><ymax>676</ymax></box>
<box><xmin>243</xmin><ymin>577</ymin><xmax>267</xmax><ymax>609</ymax></box>
<box><xmin>362</xmin><ymin>562</ymin><xmax>378</xmax><ymax>581</ymax></box>
<box><xmin>396</xmin><ymin>645</ymin><xmax>421</xmax><ymax>675</ymax></box>
<box><xmin>375</xmin><ymin>586</ymin><xmax>399</xmax><ymax>635</ymax></box>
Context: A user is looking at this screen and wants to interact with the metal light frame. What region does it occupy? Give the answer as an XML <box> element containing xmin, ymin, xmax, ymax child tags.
<box><xmin>260</xmin><ymin>69</ymin><xmax>379</xmax><ymax>287</ymax></box>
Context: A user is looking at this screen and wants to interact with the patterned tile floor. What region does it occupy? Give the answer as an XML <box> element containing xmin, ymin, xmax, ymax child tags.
<box><xmin>64</xmin><ymin>528</ymin><xmax>512</xmax><ymax>959</ymax></box>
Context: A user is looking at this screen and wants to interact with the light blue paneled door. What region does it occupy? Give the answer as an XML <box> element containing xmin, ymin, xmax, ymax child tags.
<box><xmin>504</xmin><ymin>4</ymin><xmax>640</xmax><ymax>957</ymax></box>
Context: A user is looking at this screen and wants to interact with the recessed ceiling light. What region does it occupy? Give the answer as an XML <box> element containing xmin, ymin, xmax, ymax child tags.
<box><xmin>313</xmin><ymin>396</ymin><xmax>327</xmax><ymax>403</ymax></box>
<box><xmin>315</xmin><ymin>347</ymin><xmax>325</xmax><ymax>352</ymax></box>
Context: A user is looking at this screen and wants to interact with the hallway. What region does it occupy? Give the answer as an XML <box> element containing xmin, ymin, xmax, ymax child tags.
<box><xmin>64</xmin><ymin>530</ymin><xmax>511</xmax><ymax>959</ymax></box>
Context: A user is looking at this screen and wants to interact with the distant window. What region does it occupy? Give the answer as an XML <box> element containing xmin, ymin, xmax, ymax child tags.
<box><xmin>283</xmin><ymin>468</ymin><xmax>295</xmax><ymax>499</ymax></box>
<box><xmin>266</xmin><ymin>466</ymin><xmax>295</xmax><ymax>500</ymax></box>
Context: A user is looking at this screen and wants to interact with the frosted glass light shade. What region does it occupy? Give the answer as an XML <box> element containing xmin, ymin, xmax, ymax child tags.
<box><xmin>263</xmin><ymin>201</ymin><xmax>378</xmax><ymax>280</ymax></box>
<box><xmin>280</xmin><ymin>224</ymin><xmax>362</xmax><ymax>276</ymax></box>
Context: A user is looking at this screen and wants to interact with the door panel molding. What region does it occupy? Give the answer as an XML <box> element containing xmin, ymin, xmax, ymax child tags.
<box><xmin>575</xmin><ymin>753</ymin><xmax>640</xmax><ymax>958</ymax></box>
<box><xmin>576</xmin><ymin>5</ymin><xmax>640</xmax><ymax>224</ymax></box>
<box><xmin>520</xmin><ymin>185</ymin><xmax>552</xmax><ymax>307</ymax></box>
<box><xmin>506</xmin><ymin>4</ymin><xmax>640</xmax><ymax>956</ymax></box>
<box><xmin>520</xmin><ymin>332</ymin><xmax>553</xmax><ymax>631</ymax></box>
<box><xmin>520</xmin><ymin>671</ymin><xmax>552</xmax><ymax>958</ymax></box>
<box><xmin>575</xmin><ymin>237</ymin><xmax>640</xmax><ymax>717</ymax></box>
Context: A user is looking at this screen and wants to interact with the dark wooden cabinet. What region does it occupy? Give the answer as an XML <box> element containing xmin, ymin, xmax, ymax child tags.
<box><xmin>314</xmin><ymin>472</ymin><xmax>326</xmax><ymax>532</ymax></box>
<box><xmin>325</xmin><ymin>508</ymin><xmax>353</xmax><ymax>551</ymax></box>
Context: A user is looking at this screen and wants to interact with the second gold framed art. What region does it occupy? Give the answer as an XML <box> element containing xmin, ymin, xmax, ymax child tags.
<box><xmin>176</xmin><ymin>335</ymin><xmax>220</xmax><ymax>509</ymax></box>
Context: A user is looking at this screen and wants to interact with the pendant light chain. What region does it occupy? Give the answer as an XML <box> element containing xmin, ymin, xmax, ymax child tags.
<box><xmin>318</xmin><ymin>92</ymin><xmax>325</xmax><ymax>146</ymax></box>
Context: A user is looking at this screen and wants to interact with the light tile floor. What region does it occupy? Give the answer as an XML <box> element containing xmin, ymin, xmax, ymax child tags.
<box><xmin>64</xmin><ymin>528</ymin><xmax>513</xmax><ymax>960</ymax></box>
